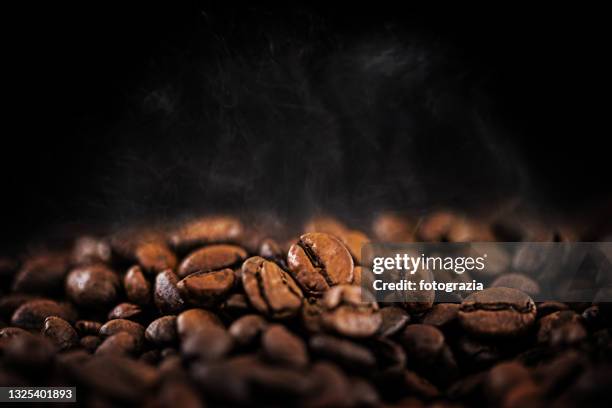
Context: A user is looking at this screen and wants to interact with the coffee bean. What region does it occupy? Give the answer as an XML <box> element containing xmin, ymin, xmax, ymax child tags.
<box><xmin>72</xmin><ymin>236</ymin><xmax>112</xmax><ymax>265</ymax></box>
<box><xmin>459</xmin><ymin>288</ymin><xmax>536</xmax><ymax>337</ymax></box>
<box><xmin>96</xmin><ymin>332</ymin><xmax>140</xmax><ymax>356</ymax></box>
<box><xmin>309</xmin><ymin>334</ymin><xmax>376</xmax><ymax>371</ymax></box>
<box><xmin>372</xmin><ymin>213</ymin><xmax>416</xmax><ymax>242</ymax></box>
<box><xmin>154</xmin><ymin>269</ymin><xmax>185</xmax><ymax>314</ymax></box>
<box><xmin>99</xmin><ymin>319</ymin><xmax>145</xmax><ymax>345</ymax></box>
<box><xmin>537</xmin><ymin>311</ymin><xmax>587</xmax><ymax>347</ymax></box>
<box><xmin>262</xmin><ymin>325</ymin><xmax>308</xmax><ymax>368</ymax></box>
<box><xmin>145</xmin><ymin>316</ymin><xmax>177</xmax><ymax>346</ymax></box>
<box><xmin>181</xmin><ymin>326</ymin><xmax>233</xmax><ymax>362</ymax></box>
<box><xmin>447</xmin><ymin>218</ymin><xmax>495</xmax><ymax>242</ymax></box>
<box><xmin>258</xmin><ymin>238</ymin><xmax>284</xmax><ymax>261</ymax></box>
<box><xmin>400</xmin><ymin>324</ymin><xmax>445</xmax><ymax>363</ymax></box>
<box><xmin>229</xmin><ymin>314</ymin><xmax>268</xmax><ymax>347</ymax></box>
<box><xmin>75</xmin><ymin>320</ymin><xmax>102</xmax><ymax>336</ymax></box>
<box><xmin>0</xmin><ymin>327</ymin><xmax>31</xmax><ymax>339</ymax></box>
<box><xmin>176</xmin><ymin>308</ymin><xmax>223</xmax><ymax>340</ymax></box>
<box><xmin>417</xmin><ymin>211</ymin><xmax>457</xmax><ymax>242</ymax></box>
<box><xmin>241</xmin><ymin>256</ymin><xmax>303</xmax><ymax>319</ymax></box>
<box><xmin>11</xmin><ymin>299</ymin><xmax>75</xmax><ymax>330</ymax></box>
<box><xmin>42</xmin><ymin>316</ymin><xmax>78</xmax><ymax>350</ymax></box>
<box><xmin>485</xmin><ymin>361</ymin><xmax>531</xmax><ymax>403</ymax></box>
<box><xmin>0</xmin><ymin>294</ymin><xmax>39</xmax><ymax>320</ymax></box>
<box><xmin>80</xmin><ymin>335</ymin><xmax>102</xmax><ymax>353</ymax></box>
<box><xmin>301</xmin><ymin>297</ymin><xmax>325</xmax><ymax>333</ymax></box>
<box><xmin>108</xmin><ymin>303</ymin><xmax>142</xmax><ymax>320</ymax></box>
<box><xmin>157</xmin><ymin>380</ymin><xmax>204</xmax><ymax>408</ymax></box>
<box><xmin>177</xmin><ymin>268</ymin><xmax>235</xmax><ymax>307</ymax></box>
<box><xmin>287</xmin><ymin>233</ymin><xmax>354</xmax><ymax>295</ymax></box>
<box><xmin>321</xmin><ymin>285</ymin><xmax>382</xmax><ymax>338</ymax></box>
<box><xmin>536</xmin><ymin>301</ymin><xmax>569</xmax><ymax>319</ymax></box>
<box><xmin>3</xmin><ymin>334</ymin><xmax>56</xmax><ymax>371</ymax></box>
<box><xmin>306</xmin><ymin>362</ymin><xmax>352</xmax><ymax>407</ymax></box>
<box><xmin>12</xmin><ymin>253</ymin><xmax>69</xmax><ymax>294</ymax></box>
<box><xmin>378</xmin><ymin>306</ymin><xmax>411</xmax><ymax>337</ymax></box>
<box><xmin>491</xmin><ymin>273</ymin><xmax>540</xmax><ymax>296</ymax></box>
<box><xmin>169</xmin><ymin>216</ymin><xmax>244</xmax><ymax>249</ymax></box>
<box><xmin>178</xmin><ymin>244</ymin><xmax>247</xmax><ymax>278</ymax></box>
<box><xmin>124</xmin><ymin>265</ymin><xmax>151</xmax><ymax>305</ymax></box>
<box><xmin>135</xmin><ymin>241</ymin><xmax>177</xmax><ymax>274</ymax></box>
<box><xmin>422</xmin><ymin>303</ymin><xmax>460</xmax><ymax>328</ymax></box>
<box><xmin>402</xmin><ymin>370</ymin><xmax>440</xmax><ymax>399</ymax></box>
<box><xmin>66</xmin><ymin>264</ymin><xmax>120</xmax><ymax>307</ymax></box>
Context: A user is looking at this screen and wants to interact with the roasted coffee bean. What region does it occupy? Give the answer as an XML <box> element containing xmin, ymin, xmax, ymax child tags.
<box><xmin>72</xmin><ymin>236</ymin><xmax>112</xmax><ymax>265</ymax></box>
<box><xmin>181</xmin><ymin>326</ymin><xmax>233</xmax><ymax>362</ymax></box>
<box><xmin>12</xmin><ymin>253</ymin><xmax>69</xmax><ymax>294</ymax></box>
<box><xmin>402</xmin><ymin>370</ymin><xmax>440</xmax><ymax>399</ymax></box>
<box><xmin>99</xmin><ymin>319</ymin><xmax>145</xmax><ymax>345</ymax></box>
<box><xmin>400</xmin><ymin>324</ymin><xmax>445</xmax><ymax>362</ymax></box>
<box><xmin>75</xmin><ymin>320</ymin><xmax>102</xmax><ymax>336</ymax></box>
<box><xmin>457</xmin><ymin>335</ymin><xmax>504</xmax><ymax>366</ymax></box>
<box><xmin>154</xmin><ymin>269</ymin><xmax>185</xmax><ymax>314</ymax></box>
<box><xmin>177</xmin><ymin>268</ymin><xmax>235</xmax><ymax>307</ymax></box>
<box><xmin>135</xmin><ymin>241</ymin><xmax>177</xmax><ymax>274</ymax></box>
<box><xmin>417</xmin><ymin>211</ymin><xmax>457</xmax><ymax>242</ymax></box>
<box><xmin>305</xmin><ymin>362</ymin><xmax>352</xmax><ymax>407</ymax></box>
<box><xmin>378</xmin><ymin>306</ymin><xmax>411</xmax><ymax>337</ymax></box>
<box><xmin>309</xmin><ymin>334</ymin><xmax>376</xmax><ymax>371</ymax></box>
<box><xmin>321</xmin><ymin>285</ymin><xmax>382</xmax><ymax>338</ymax></box>
<box><xmin>145</xmin><ymin>316</ymin><xmax>177</xmax><ymax>346</ymax></box>
<box><xmin>447</xmin><ymin>218</ymin><xmax>495</xmax><ymax>242</ymax></box>
<box><xmin>3</xmin><ymin>334</ymin><xmax>56</xmax><ymax>371</ymax></box>
<box><xmin>485</xmin><ymin>361</ymin><xmax>531</xmax><ymax>403</ymax></box>
<box><xmin>42</xmin><ymin>316</ymin><xmax>78</xmax><ymax>351</ymax></box>
<box><xmin>372</xmin><ymin>213</ymin><xmax>415</xmax><ymax>242</ymax></box>
<box><xmin>80</xmin><ymin>335</ymin><xmax>102</xmax><ymax>353</ymax></box>
<box><xmin>108</xmin><ymin>303</ymin><xmax>142</xmax><ymax>320</ymax></box>
<box><xmin>178</xmin><ymin>244</ymin><xmax>247</xmax><ymax>278</ymax></box>
<box><xmin>537</xmin><ymin>311</ymin><xmax>587</xmax><ymax>346</ymax></box>
<box><xmin>262</xmin><ymin>324</ymin><xmax>308</xmax><ymax>368</ymax></box>
<box><xmin>157</xmin><ymin>380</ymin><xmax>205</xmax><ymax>408</ymax></box>
<box><xmin>368</xmin><ymin>337</ymin><xmax>407</xmax><ymax>373</ymax></box>
<box><xmin>422</xmin><ymin>303</ymin><xmax>460</xmax><ymax>328</ymax></box>
<box><xmin>491</xmin><ymin>273</ymin><xmax>540</xmax><ymax>296</ymax></box>
<box><xmin>11</xmin><ymin>299</ymin><xmax>75</xmax><ymax>330</ymax></box>
<box><xmin>96</xmin><ymin>332</ymin><xmax>140</xmax><ymax>356</ymax></box>
<box><xmin>229</xmin><ymin>314</ymin><xmax>268</xmax><ymax>347</ymax></box>
<box><xmin>169</xmin><ymin>216</ymin><xmax>244</xmax><ymax>249</ymax></box>
<box><xmin>536</xmin><ymin>301</ymin><xmax>569</xmax><ymax>319</ymax></box>
<box><xmin>0</xmin><ymin>326</ymin><xmax>31</xmax><ymax>339</ymax></box>
<box><xmin>242</xmin><ymin>256</ymin><xmax>303</xmax><ymax>319</ymax></box>
<box><xmin>459</xmin><ymin>288</ymin><xmax>536</xmax><ymax>337</ymax></box>
<box><xmin>258</xmin><ymin>238</ymin><xmax>284</xmax><ymax>261</ymax></box>
<box><xmin>287</xmin><ymin>232</ymin><xmax>354</xmax><ymax>295</ymax></box>
<box><xmin>301</xmin><ymin>297</ymin><xmax>325</xmax><ymax>333</ymax></box>
<box><xmin>220</xmin><ymin>293</ymin><xmax>250</xmax><ymax>316</ymax></box>
<box><xmin>66</xmin><ymin>264</ymin><xmax>120</xmax><ymax>307</ymax></box>
<box><xmin>124</xmin><ymin>265</ymin><xmax>151</xmax><ymax>305</ymax></box>
<box><xmin>0</xmin><ymin>294</ymin><xmax>39</xmax><ymax>319</ymax></box>
<box><xmin>176</xmin><ymin>308</ymin><xmax>223</xmax><ymax>340</ymax></box>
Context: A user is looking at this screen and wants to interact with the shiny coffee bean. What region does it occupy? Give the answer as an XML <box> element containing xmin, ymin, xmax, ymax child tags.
<box><xmin>177</xmin><ymin>268</ymin><xmax>235</xmax><ymax>307</ymax></box>
<box><xmin>287</xmin><ymin>233</ymin><xmax>354</xmax><ymax>295</ymax></box>
<box><xmin>75</xmin><ymin>320</ymin><xmax>102</xmax><ymax>336</ymax></box>
<box><xmin>108</xmin><ymin>303</ymin><xmax>142</xmax><ymax>320</ymax></box>
<box><xmin>242</xmin><ymin>256</ymin><xmax>303</xmax><ymax>319</ymax></box>
<box><xmin>229</xmin><ymin>314</ymin><xmax>268</xmax><ymax>347</ymax></box>
<box><xmin>96</xmin><ymin>332</ymin><xmax>140</xmax><ymax>356</ymax></box>
<box><xmin>66</xmin><ymin>264</ymin><xmax>120</xmax><ymax>307</ymax></box>
<box><xmin>135</xmin><ymin>241</ymin><xmax>177</xmax><ymax>274</ymax></box>
<box><xmin>124</xmin><ymin>265</ymin><xmax>151</xmax><ymax>306</ymax></box>
<box><xmin>99</xmin><ymin>319</ymin><xmax>145</xmax><ymax>345</ymax></box>
<box><xmin>80</xmin><ymin>335</ymin><xmax>102</xmax><ymax>353</ymax></box>
<box><xmin>181</xmin><ymin>326</ymin><xmax>233</xmax><ymax>362</ymax></box>
<box><xmin>154</xmin><ymin>269</ymin><xmax>185</xmax><ymax>314</ymax></box>
<box><xmin>262</xmin><ymin>325</ymin><xmax>308</xmax><ymax>368</ymax></box>
<box><xmin>309</xmin><ymin>334</ymin><xmax>376</xmax><ymax>370</ymax></box>
<box><xmin>422</xmin><ymin>303</ymin><xmax>460</xmax><ymax>328</ymax></box>
<box><xmin>176</xmin><ymin>308</ymin><xmax>223</xmax><ymax>340</ymax></box>
<box><xmin>42</xmin><ymin>316</ymin><xmax>78</xmax><ymax>351</ymax></box>
<box><xmin>178</xmin><ymin>245</ymin><xmax>247</xmax><ymax>278</ymax></box>
<box><xmin>321</xmin><ymin>285</ymin><xmax>382</xmax><ymax>338</ymax></box>
<box><xmin>400</xmin><ymin>324</ymin><xmax>445</xmax><ymax>362</ymax></box>
<box><xmin>11</xmin><ymin>299</ymin><xmax>75</xmax><ymax>330</ymax></box>
<box><xmin>459</xmin><ymin>288</ymin><xmax>536</xmax><ymax>337</ymax></box>
<box><xmin>12</xmin><ymin>253</ymin><xmax>69</xmax><ymax>294</ymax></box>
<box><xmin>378</xmin><ymin>306</ymin><xmax>411</xmax><ymax>337</ymax></box>
<box><xmin>72</xmin><ymin>236</ymin><xmax>112</xmax><ymax>265</ymax></box>
<box><xmin>169</xmin><ymin>216</ymin><xmax>244</xmax><ymax>249</ymax></box>
<box><xmin>372</xmin><ymin>213</ymin><xmax>415</xmax><ymax>242</ymax></box>
<box><xmin>145</xmin><ymin>316</ymin><xmax>177</xmax><ymax>346</ymax></box>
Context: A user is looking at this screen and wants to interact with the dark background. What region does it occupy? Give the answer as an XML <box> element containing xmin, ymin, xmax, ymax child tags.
<box><xmin>4</xmin><ymin>3</ymin><xmax>610</xmax><ymax>250</ymax></box>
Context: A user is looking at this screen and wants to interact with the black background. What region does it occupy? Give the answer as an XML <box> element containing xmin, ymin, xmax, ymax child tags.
<box><xmin>4</xmin><ymin>3</ymin><xmax>610</xmax><ymax>250</ymax></box>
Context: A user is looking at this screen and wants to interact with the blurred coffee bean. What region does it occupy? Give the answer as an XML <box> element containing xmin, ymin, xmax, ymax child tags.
<box><xmin>305</xmin><ymin>362</ymin><xmax>351</xmax><ymax>407</ymax></box>
<box><xmin>3</xmin><ymin>334</ymin><xmax>56</xmax><ymax>371</ymax></box>
<box><xmin>536</xmin><ymin>301</ymin><xmax>569</xmax><ymax>319</ymax></box>
<box><xmin>301</xmin><ymin>297</ymin><xmax>325</xmax><ymax>333</ymax></box>
<box><xmin>124</xmin><ymin>265</ymin><xmax>151</xmax><ymax>305</ymax></box>
<box><xmin>229</xmin><ymin>314</ymin><xmax>267</xmax><ymax>347</ymax></box>
<box><xmin>177</xmin><ymin>268</ymin><xmax>235</xmax><ymax>307</ymax></box>
<box><xmin>80</xmin><ymin>335</ymin><xmax>102</xmax><ymax>353</ymax></box>
<box><xmin>0</xmin><ymin>294</ymin><xmax>39</xmax><ymax>319</ymax></box>
<box><xmin>537</xmin><ymin>311</ymin><xmax>587</xmax><ymax>347</ymax></box>
<box><xmin>75</xmin><ymin>320</ymin><xmax>102</xmax><ymax>336</ymax></box>
<box><xmin>108</xmin><ymin>303</ymin><xmax>142</xmax><ymax>320</ymax></box>
<box><xmin>145</xmin><ymin>316</ymin><xmax>177</xmax><ymax>346</ymax></box>
<box><xmin>258</xmin><ymin>238</ymin><xmax>284</xmax><ymax>261</ymax></box>
<box><xmin>154</xmin><ymin>269</ymin><xmax>185</xmax><ymax>314</ymax></box>
<box><xmin>242</xmin><ymin>256</ymin><xmax>303</xmax><ymax>319</ymax></box>
<box><xmin>135</xmin><ymin>241</ymin><xmax>177</xmax><ymax>274</ymax></box>
<box><xmin>447</xmin><ymin>218</ymin><xmax>495</xmax><ymax>242</ymax></box>
<box><xmin>96</xmin><ymin>332</ymin><xmax>140</xmax><ymax>356</ymax></box>
<box><xmin>66</xmin><ymin>264</ymin><xmax>120</xmax><ymax>307</ymax></box>
<box><xmin>457</xmin><ymin>335</ymin><xmax>504</xmax><ymax>367</ymax></box>
<box><xmin>12</xmin><ymin>253</ymin><xmax>69</xmax><ymax>294</ymax></box>
<box><xmin>309</xmin><ymin>334</ymin><xmax>376</xmax><ymax>371</ymax></box>
<box><xmin>0</xmin><ymin>327</ymin><xmax>31</xmax><ymax>339</ymax></box>
<box><xmin>341</xmin><ymin>230</ymin><xmax>370</xmax><ymax>265</ymax></box>
<box><xmin>157</xmin><ymin>380</ymin><xmax>204</xmax><ymax>408</ymax></box>
<box><xmin>0</xmin><ymin>256</ymin><xmax>18</xmax><ymax>279</ymax></box>
<box><xmin>176</xmin><ymin>308</ymin><xmax>223</xmax><ymax>340</ymax></box>
<box><xmin>262</xmin><ymin>324</ymin><xmax>308</xmax><ymax>368</ymax></box>
<box><xmin>287</xmin><ymin>233</ymin><xmax>354</xmax><ymax>295</ymax></box>
<box><xmin>422</xmin><ymin>303</ymin><xmax>460</xmax><ymax>328</ymax></box>
<box><xmin>417</xmin><ymin>211</ymin><xmax>457</xmax><ymax>242</ymax></box>
<box><xmin>368</xmin><ymin>337</ymin><xmax>407</xmax><ymax>373</ymax></box>
<box><xmin>42</xmin><ymin>316</ymin><xmax>78</xmax><ymax>350</ymax></box>
<box><xmin>491</xmin><ymin>273</ymin><xmax>540</xmax><ymax>296</ymax></box>
<box><xmin>402</xmin><ymin>370</ymin><xmax>440</xmax><ymax>399</ymax></box>
<box><xmin>400</xmin><ymin>324</ymin><xmax>445</xmax><ymax>363</ymax></box>
<box><xmin>11</xmin><ymin>299</ymin><xmax>75</xmax><ymax>330</ymax></box>
<box><xmin>485</xmin><ymin>361</ymin><xmax>531</xmax><ymax>403</ymax></box>
<box><xmin>178</xmin><ymin>244</ymin><xmax>247</xmax><ymax>278</ymax></box>
<box><xmin>169</xmin><ymin>216</ymin><xmax>244</xmax><ymax>250</ymax></box>
<box><xmin>72</xmin><ymin>236</ymin><xmax>112</xmax><ymax>265</ymax></box>
<box><xmin>99</xmin><ymin>319</ymin><xmax>145</xmax><ymax>345</ymax></box>
<box><xmin>181</xmin><ymin>326</ymin><xmax>233</xmax><ymax>362</ymax></box>
<box><xmin>459</xmin><ymin>288</ymin><xmax>536</xmax><ymax>337</ymax></box>
<box><xmin>378</xmin><ymin>306</ymin><xmax>411</xmax><ymax>337</ymax></box>
<box><xmin>321</xmin><ymin>285</ymin><xmax>382</xmax><ymax>338</ymax></box>
<box><xmin>372</xmin><ymin>213</ymin><xmax>415</xmax><ymax>242</ymax></box>
<box><xmin>220</xmin><ymin>293</ymin><xmax>250</xmax><ymax>317</ymax></box>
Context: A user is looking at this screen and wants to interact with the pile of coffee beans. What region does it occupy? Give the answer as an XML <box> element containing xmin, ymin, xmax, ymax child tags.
<box><xmin>1</xmin><ymin>213</ymin><xmax>611</xmax><ymax>407</ymax></box>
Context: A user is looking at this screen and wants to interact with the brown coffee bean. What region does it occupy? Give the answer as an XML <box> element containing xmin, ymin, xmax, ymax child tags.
<box><xmin>537</xmin><ymin>310</ymin><xmax>587</xmax><ymax>346</ymax></box>
<box><xmin>169</xmin><ymin>216</ymin><xmax>244</xmax><ymax>249</ymax></box>
<box><xmin>485</xmin><ymin>361</ymin><xmax>531</xmax><ymax>403</ymax></box>
<box><xmin>181</xmin><ymin>326</ymin><xmax>233</xmax><ymax>362</ymax></box>
<box><xmin>422</xmin><ymin>304</ymin><xmax>460</xmax><ymax>328</ymax></box>
<box><xmin>341</xmin><ymin>230</ymin><xmax>369</xmax><ymax>265</ymax></box>
<box><xmin>72</xmin><ymin>236</ymin><xmax>112</xmax><ymax>265</ymax></box>
<box><xmin>177</xmin><ymin>268</ymin><xmax>235</xmax><ymax>307</ymax></box>
<box><xmin>400</xmin><ymin>324</ymin><xmax>445</xmax><ymax>362</ymax></box>
<box><xmin>321</xmin><ymin>285</ymin><xmax>382</xmax><ymax>338</ymax></box>
<box><xmin>457</xmin><ymin>335</ymin><xmax>504</xmax><ymax>366</ymax></box>
<box><xmin>0</xmin><ymin>294</ymin><xmax>39</xmax><ymax>320</ymax></box>
<box><xmin>11</xmin><ymin>299</ymin><xmax>75</xmax><ymax>330</ymax></box>
<box><xmin>178</xmin><ymin>245</ymin><xmax>247</xmax><ymax>278</ymax></box>
<box><xmin>372</xmin><ymin>213</ymin><xmax>416</xmax><ymax>242</ymax></box>
<box><xmin>537</xmin><ymin>301</ymin><xmax>569</xmax><ymax>319</ymax></box>
<box><xmin>80</xmin><ymin>335</ymin><xmax>102</xmax><ymax>353</ymax></box>
<box><xmin>176</xmin><ymin>308</ymin><xmax>223</xmax><ymax>340</ymax></box>
<box><xmin>261</xmin><ymin>324</ymin><xmax>308</xmax><ymax>368</ymax></box>
<box><xmin>66</xmin><ymin>264</ymin><xmax>120</xmax><ymax>307</ymax></box>
<box><xmin>301</xmin><ymin>297</ymin><xmax>325</xmax><ymax>333</ymax></box>
<box><xmin>242</xmin><ymin>256</ymin><xmax>303</xmax><ymax>319</ymax></box>
<box><xmin>447</xmin><ymin>218</ymin><xmax>495</xmax><ymax>242</ymax></box>
<box><xmin>306</xmin><ymin>362</ymin><xmax>352</xmax><ymax>407</ymax></box>
<box><xmin>287</xmin><ymin>233</ymin><xmax>354</xmax><ymax>295</ymax></box>
<box><xmin>154</xmin><ymin>269</ymin><xmax>185</xmax><ymax>314</ymax></box>
<box><xmin>0</xmin><ymin>327</ymin><xmax>31</xmax><ymax>339</ymax></box>
<box><xmin>309</xmin><ymin>334</ymin><xmax>376</xmax><ymax>371</ymax></box>
<box><xmin>99</xmin><ymin>319</ymin><xmax>145</xmax><ymax>345</ymax></box>
<box><xmin>135</xmin><ymin>241</ymin><xmax>177</xmax><ymax>274</ymax></box>
<box><xmin>459</xmin><ymin>288</ymin><xmax>536</xmax><ymax>337</ymax></box>
<box><xmin>258</xmin><ymin>238</ymin><xmax>284</xmax><ymax>260</ymax></box>
<box><xmin>124</xmin><ymin>265</ymin><xmax>151</xmax><ymax>305</ymax></box>
<box><xmin>229</xmin><ymin>314</ymin><xmax>268</xmax><ymax>347</ymax></box>
<box><xmin>157</xmin><ymin>380</ymin><xmax>204</xmax><ymax>408</ymax></box>
<box><xmin>402</xmin><ymin>370</ymin><xmax>440</xmax><ymax>399</ymax></box>
<box><xmin>220</xmin><ymin>293</ymin><xmax>251</xmax><ymax>316</ymax></box>
<box><xmin>108</xmin><ymin>303</ymin><xmax>142</xmax><ymax>320</ymax></box>
<box><xmin>378</xmin><ymin>306</ymin><xmax>411</xmax><ymax>337</ymax></box>
<box><xmin>491</xmin><ymin>273</ymin><xmax>540</xmax><ymax>296</ymax></box>
<box><xmin>96</xmin><ymin>332</ymin><xmax>140</xmax><ymax>356</ymax></box>
<box><xmin>42</xmin><ymin>316</ymin><xmax>78</xmax><ymax>350</ymax></box>
<box><xmin>75</xmin><ymin>320</ymin><xmax>102</xmax><ymax>336</ymax></box>
<box><xmin>3</xmin><ymin>334</ymin><xmax>56</xmax><ymax>370</ymax></box>
<box><xmin>417</xmin><ymin>211</ymin><xmax>457</xmax><ymax>242</ymax></box>
<box><xmin>145</xmin><ymin>316</ymin><xmax>177</xmax><ymax>346</ymax></box>
<box><xmin>12</xmin><ymin>253</ymin><xmax>69</xmax><ymax>294</ymax></box>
